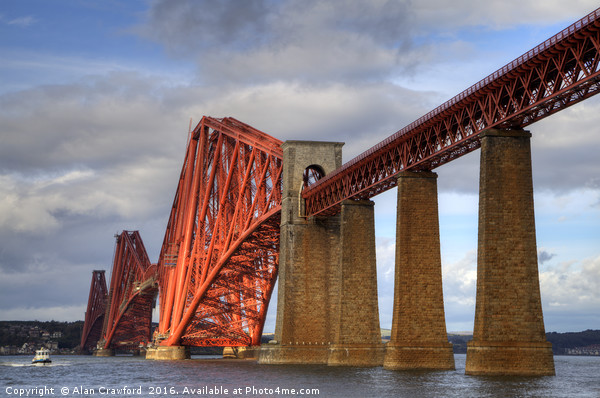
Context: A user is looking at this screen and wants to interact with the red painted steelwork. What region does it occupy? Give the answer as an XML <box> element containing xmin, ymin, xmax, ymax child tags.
<box><xmin>303</xmin><ymin>7</ymin><xmax>600</xmax><ymax>216</ymax></box>
<box><xmin>80</xmin><ymin>270</ymin><xmax>108</xmax><ymax>352</ymax></box>
<box><xmin>155</xmin><ymin>116</ymin><xmax>282</xmax><ymax>347</ymax></box>
<box><xmin>100</xmin><ymin>231</ymin><xmax>157</xmax><ymax>350</ymax></box>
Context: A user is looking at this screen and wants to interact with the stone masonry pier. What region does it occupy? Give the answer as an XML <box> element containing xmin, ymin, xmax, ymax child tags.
<box><xmin>384</xmin><ymin>171</ymin><xmax>455</xmax><ymax>370</ymax></box>
<box><xmin>261</xmin><ymin>133</ymin><xmax>554</xmax><ymax>375</ymax></box>
<box><xmin>258</xmin><ymin>141</ymin><xmax>383</xmax><ymax>366</ymax></box>
<box><xmin>465</xmin><ymin>129</ymin><xmax>554</xmax><ymax>376</ymax></box>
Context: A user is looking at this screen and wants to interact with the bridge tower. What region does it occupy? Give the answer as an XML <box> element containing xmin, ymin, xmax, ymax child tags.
<box><xmin>147</xmin><ymin>117</ymin><xmax>282</xmax><ymax>360</ymax></box>
<box><xmin>95</xmin><ymin>231</ymin><xmax>157</xmax><ymax>357</ymax></box>
<box><xmin>259</xmin><ymin>141</ymin><xmax>384</xmax><ymax>366</ymax></box>
<box><xmin>80</xmin><ymin>270</ymin><xmax>108</xmax><ymax>353</ymax></box>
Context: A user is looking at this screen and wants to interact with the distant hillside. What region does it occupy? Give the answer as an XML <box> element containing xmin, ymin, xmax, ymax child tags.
<box><xmin>0</xmin><ymin>320</ymin><xmax>83</xmax><ymax>353</ymax></box>
<box><xmin>3</xmin><ymin>321</ymin><xmax>599</xmax><ymax>356</ymax></box>
<box><xmin>449</xmin><ymin>330</ymin><xmax>600</xmax><ymax>355</ymax></box>
<box><xmin>546</xmin><ymin>330</ymin><xmax>600</xmax><ymax>355</ymax></box>
<box><xmin>447</xmin><ymin>333</ymin><xmax>470</xmax><ymax>354</ymax></box>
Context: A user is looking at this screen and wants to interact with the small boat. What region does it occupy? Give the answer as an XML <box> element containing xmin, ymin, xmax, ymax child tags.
<box><xmin>32</xmin><ymin>347</ymin><xmax>52</xmax><ymax>365</ymax></box>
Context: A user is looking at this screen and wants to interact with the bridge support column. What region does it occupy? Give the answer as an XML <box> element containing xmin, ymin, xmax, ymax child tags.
<box><xmin>328</xmin><ymin>200</ymin><xmax>385</xmax><ymax>367</ymax></box>
<box><xmin>465</xmin><ymin>129</ymin><xmax>554</xmax><ymax>376</ymax></box>
<box><xmin>259</xmin><ymin>141</ymin><xmax>344</xmax><ymax>365</ymax></box>
<box><xmin>384</xmin><ymin>171</ymin><xmax>455</xmax><ymax>370</ymax></box>
<box><xmin>145</xmin><ymin>346</ymin><xmax>190</xmax><ymax>360</ymax></box>
<box><xmin>223</xmin><ymin>346</ymin><xmax>259</xmax><ymax>359</ymax></box>
<box><xmin>94</xmin><ymin>348</ymin><xmax>114</xmax><ymax>357</ymax></box>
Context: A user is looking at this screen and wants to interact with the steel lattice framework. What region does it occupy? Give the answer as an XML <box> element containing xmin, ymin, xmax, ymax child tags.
<box><xmin>80</xmin><ymin>270</ymin><xmax>108</xmax><ymax>352</ymax></box>
<box><xmin>99</xmin><ymin>231</ymin><xmax>157</xmax><ymax>350</ymax></box>
<box><xmin>155</xmin><ymin>116</ymin><xmax>283</xmax><ymax>347</ymax></box>
<box><xmin>304</xmin><ymin>7</ymin><xmax>600</xmax><ymax>216</ymax></box>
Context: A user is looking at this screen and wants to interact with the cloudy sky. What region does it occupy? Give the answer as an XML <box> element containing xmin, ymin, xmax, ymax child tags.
<box><xmin>1</xmin><ymin>0</ymin><xmax>599</xmax><ymax>335</ymax></box>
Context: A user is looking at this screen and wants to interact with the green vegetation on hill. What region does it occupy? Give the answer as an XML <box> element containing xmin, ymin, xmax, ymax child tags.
<box><xmin>0</xmin><ymin>320</ymin><xmax>83</xmax><ymax>351</ymax></box>
<box><xmin>546</xmin><ymin>330</ymin><xmax>600</xmax><ymax>354</ymax></box>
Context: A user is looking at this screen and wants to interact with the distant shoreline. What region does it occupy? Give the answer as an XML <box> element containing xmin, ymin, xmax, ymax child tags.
<box><xmin>2</xmin><ymin>321</ymin><xmax>599</xmax><ymax>356</ymax></box>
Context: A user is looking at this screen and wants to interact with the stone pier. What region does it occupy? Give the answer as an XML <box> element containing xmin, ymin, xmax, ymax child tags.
<box><xmin>465</xmin><ymin>129</ymin><xmax>554</xmax><ymax>376</ymax></box>
<box><xmin>259</xmin><ymin>141</ymin><xmax>344</xmax><ymax>365</ymax></box>
<box><xmin>223</xmin><ymin>346</ymin><xmax>259</xmax><ymax>359</ymax></box>
<box><xmin>94</xmin><ymin>348</ymin><xmax>114</xmax><ymax>357</ymax></box>
<box><xmin>328</xmin><ymin>200</ymin><xmax>385</xmax><ymax>367</ymax></box>
<box><xmin>384</xmin><ymin>171</ymin><xmax>455</xmax><ymax>370</ymax></box>
<box><xmin>145</xmin><ymin>346</ymin><xmax>190</xmax><ymax>360</ymax></box>
<box><xmin>259</xmin><ymin>141</ymin><xmax>384</xmax><ymax>366</ymax></box>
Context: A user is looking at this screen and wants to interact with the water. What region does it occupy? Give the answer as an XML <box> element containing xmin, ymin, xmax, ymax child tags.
<box><xmin>1</xmin><ymin>354</ymin><xmax>599</xmax><ymax>397</ymax></box>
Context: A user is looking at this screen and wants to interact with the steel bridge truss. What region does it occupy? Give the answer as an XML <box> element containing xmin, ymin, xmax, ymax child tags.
<box><xmin>303</xmin><ymin>7</ymin><xmax>600</xmax><ymax>216</ymax></box>
<box><xmin>99</xmin><ymin>231</ymin><xmax>157</xmax><ymax>351</ymax></box>
<box><xmin>80</xmin><ymin>270</ymin><xmax>108</xmax><ymax>352</ymax></box>
<box><xmin>156</xmin><ymin>117</ymin><xmax>283</xmax><ymax>347</ymax></box>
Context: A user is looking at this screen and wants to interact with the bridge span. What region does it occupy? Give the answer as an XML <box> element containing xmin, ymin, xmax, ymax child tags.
<box><xmin>82</xmin><ymin>7</ymin><xmax>600</xmax><ymax>375</ymax></box>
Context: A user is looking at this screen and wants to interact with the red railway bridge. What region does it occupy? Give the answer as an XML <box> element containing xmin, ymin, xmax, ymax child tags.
<box><xmin>82</xmin><ymin>8</ymin><xmax>600</xmax><ymax>374</ymax></box>
<box><xmin>80</xmin><ymin>270</ymin><xmax>107</xmax><ymax>353</ymax></box>
<box><xmin>83</xmin><ymin>231</ymin><xmax>157</xmax><ymax>356</ymax></box>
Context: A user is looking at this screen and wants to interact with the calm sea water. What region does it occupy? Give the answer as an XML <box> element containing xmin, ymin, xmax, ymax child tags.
<box><xmin>1</xmin><ymin>354</ymin><xmax>599</xmax><ymax>398</ymax></box>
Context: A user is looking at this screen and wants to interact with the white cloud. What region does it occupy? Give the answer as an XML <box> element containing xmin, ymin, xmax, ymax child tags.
<box><xmin>0</xmin><ymin>174</ymin><xmax>62</xmax><ymax>234</ymax></box>
<box><xmin>441</xmin><ymin>251</ymin><xmax>600</xmax><ymax>333</ymax></box>
<box><xmin>411</xmin><ymin>0</ymin><xmax>598</xmax><ymax>31</ymax></box>
<box><xmin>193</xmin><ymin>81</ymin><xmax>432</xmax><ymax>160</ymax></box>
<box><xmin>0</xmin><ymin>73</ymin><xmax>189</xmax><ymax>171</ymax></box>
<box><xmin>376</xmin><ymin>237</ymin><xmax>396</xmax><ymax>329</ymax></box>
<box><xmin>0</xmin><ymin>159</ymin><xmax>179</xmax><ymax>236</ymax></box>
<box><xmin>140</xmin><ymin>0</ymin><xmax>415</xmax><ymax>84</ymax></box>
<box><xmin>139</xmin><ymin>0</ymin><xmax>600</xmax><ymax>87</ymax></box>
<box><xmin>536</xmin><ymin>188</ymin><xmax>600</xmax><ymax>218</ymax></box>
<box><xmin>3</xmin><ymin>15</ymin><xmax>37</xmax><ymax>27</ymax></box>
<box><xmin>442</xmin><ymin>250</ymin><xmax>477</xmax><ymax>333</ymax></box>
<box><xmin>540</xmin><ymin>255</ymin><xmax>600</xmax><ymax>331</ymax></box>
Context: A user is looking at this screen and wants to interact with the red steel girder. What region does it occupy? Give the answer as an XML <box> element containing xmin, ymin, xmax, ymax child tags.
<box><xmin>80</xmin><ymin>270</ymin><xmax>108</xmax><ymax>352</ymax></box>
<box><xmin>303</xmin><ymin>7</ymin><xmax>600</xmax><ymax>217</ymax></box>
<box><xmin>100</xmin><ymin>231</ymin><xmax>157</xmax><ymax>350</ymax></box>
<box><xmin>156</xmin><ymin>116</ymin><xmax>282</xmax><ymax>347</ymax></box>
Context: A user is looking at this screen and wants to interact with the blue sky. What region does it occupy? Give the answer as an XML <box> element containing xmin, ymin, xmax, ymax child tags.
<box><xmin>0</xmin><ymin>0</ymin><xmax>599</xmax><ymax>334</ymax></box>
